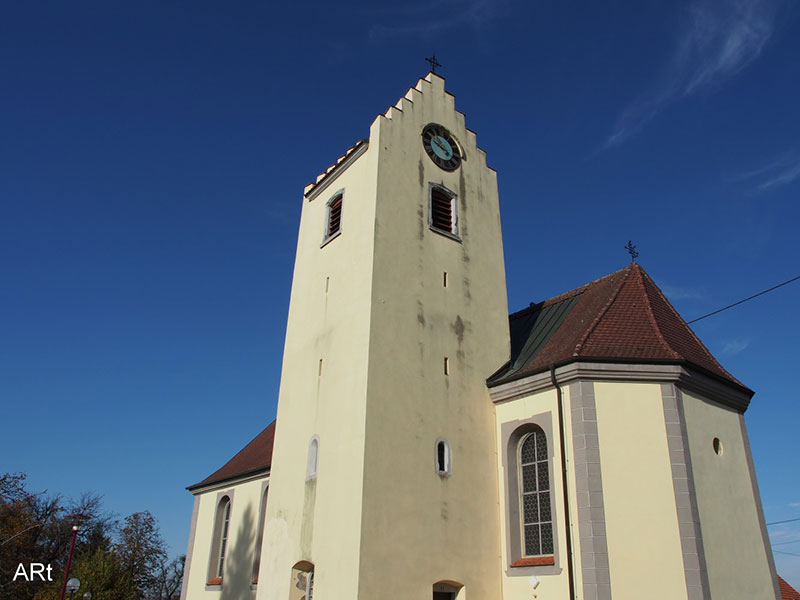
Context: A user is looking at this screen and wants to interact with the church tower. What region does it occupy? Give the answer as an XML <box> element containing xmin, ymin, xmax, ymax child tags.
<box><xmin>256</xmin><ymin>73</ymin><xmax>510</xmax><ymax>600</ymax></box>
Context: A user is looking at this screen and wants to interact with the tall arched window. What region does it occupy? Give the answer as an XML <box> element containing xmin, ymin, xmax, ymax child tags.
<box><xmin>208</xmin><ymin>495</ymin><xmax>232</xmax><ymax>584</ymax></box>
<box><xmin>252</xmin><ymin>486</ymin><xmax>268</xmax><ymax>585</ymax></box>
<box><xmin>519</xmin><ymin>428</ymin><xmax>553</xmax><ymax>556</ymax></box>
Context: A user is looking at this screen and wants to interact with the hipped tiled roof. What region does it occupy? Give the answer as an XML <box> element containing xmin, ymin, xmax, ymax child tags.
<box><xmin>781</xmin><ymin>576</ymin><xmax>800</xmax><ymax>600</ymax></box>
<box><xmin>490</xmin><ymin>263</ymin><xmax>751</xmax><ymax>395</ymax></box>
<box><xmin>189</xmin><ymin>420</ymin><xmax>276</xmax><ymax>490</ymax></box>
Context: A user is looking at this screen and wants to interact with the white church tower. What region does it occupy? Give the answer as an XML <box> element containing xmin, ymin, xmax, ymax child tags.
<box><xmin>256</xmin><ymin>72</ymin><xmax>510</xmax><ymax>600</ymax></box>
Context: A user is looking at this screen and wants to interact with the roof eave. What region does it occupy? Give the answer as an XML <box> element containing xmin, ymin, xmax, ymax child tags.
<box><xmin>187</xmin><ymin>465</ymin><xmax>271</xmax><ymax>493</ymax></box>
<box><xmin>488</xmin><ymin>356</ymin><xmax>753</xmax><ymax>410</ymax></box>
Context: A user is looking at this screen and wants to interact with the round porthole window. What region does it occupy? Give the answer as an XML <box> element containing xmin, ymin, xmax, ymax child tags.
<box><xmin>712</xmin><ymin>437</ymin><xmax>723</xmax><ymax>456</ymax></box>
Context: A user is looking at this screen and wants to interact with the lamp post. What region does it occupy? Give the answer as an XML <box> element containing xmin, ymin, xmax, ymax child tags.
<box><xmin>59</xmin><ymin>526</ymin><xmax>79</xmax><ymax>600</ymax></box>
<box><xmin>65</xmin><ymin>577</ymin><xmax>80</xmax><ymax>599</ymax></box>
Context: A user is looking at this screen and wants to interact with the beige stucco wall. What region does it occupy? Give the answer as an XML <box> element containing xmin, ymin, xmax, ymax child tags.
<box><xmin>183</xmin><ymin>476</ymin><xmax>267</xmax><ymax>600</ymax></box>
<box><xmin>353</xmin><ymin>73</ymin><xmax>509</xmax><ymax>600</ymax></box>
<box><xmin>494</xmin><ymin>387</ymin><xmax>573</xmax><ymax>600</ymax></box>
<box><xmin>594</xmin><ymin>381</ymin><xmax>688</xmax><ymax>600</ymax></box>
<box><xmin>256</xmin><ymin>138</ymin><xmax>379</xmax><ymax>600</ymax></box>
<box><xmin>681</xmin><ymin>389</ymin><xmax>778</xmax><ymax>599</ymax></box>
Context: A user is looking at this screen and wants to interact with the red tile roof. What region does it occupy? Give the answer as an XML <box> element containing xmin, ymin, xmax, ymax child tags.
<box><xmin>491</xmin><ymin>263</ymin><xmax>751</xmax><ymax>395</ymax></box>
<box><xmin>781</xmin><ymin>575</ymin><xmax>800</xmax><ymax>600</ymax></box>
<box><xmin>189</xmin><ymin>420</ymin><xmax>276</xmax><ymax>490</ymax></box>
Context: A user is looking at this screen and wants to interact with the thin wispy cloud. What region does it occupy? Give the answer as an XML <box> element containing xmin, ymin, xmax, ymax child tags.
<box><xmin>721</xmin><ymin>338</ymin><xmax>749</xmax><ymax>355</ymax></box>
<box><xmin>736</xmin><ymin>152</ymin><xmax>800</xmax><ymax>192</ymax></box>
<box><xmin>368</xmin><ymin>0</ymin><xmax>506</xmax><ymax>39</ymax></box>
<box><xmin>606</xmin><ymin>0</ymin><xmax>780</xmax><ymax>148</ymax></box>
<box><xmin>661</xmin><ymin>283</ymin><xmax>708</xmax><ymax>301</ymax></box>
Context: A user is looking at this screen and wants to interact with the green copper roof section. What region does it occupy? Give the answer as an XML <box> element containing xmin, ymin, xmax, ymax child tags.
<box><xmin>498</xmin><ymin>293</ymin><xmax>582</xmax><ymax>381</ymax></box>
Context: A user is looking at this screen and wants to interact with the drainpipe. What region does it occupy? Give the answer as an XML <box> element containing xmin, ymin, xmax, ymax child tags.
<box><xmin>551</xmin><ymin>365</ymin><xmax>576</xmax><ymax>600</ymax></box>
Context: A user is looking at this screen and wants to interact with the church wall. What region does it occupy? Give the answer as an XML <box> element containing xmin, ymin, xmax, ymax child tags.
<box><xmin>256</xmin><ymin>142</ymin><xmax>380</xmax><ymax>600</ymax></box>
<box><xmin>355</xmin><ymin>74</ymin><xmax>508</xmax><ymax>599</ymax></box>
<box><xmin>494</xmin><ymin>387</ymin><xmax>573</xmax><ymax>600</ymax></box>
<box><xmin>594</xmin><ymin>381</ymin><xmax>688</xmax><ymax>600</ymax></box>
<box><xmin>681</xmin><ymin>388</ymin><xmax>779</xmax><ymax>599</ymax></box>
<box><xmin>183</xmin><ymin>476</ymin><xmax>266</xmax><ymax>599</ymax></box>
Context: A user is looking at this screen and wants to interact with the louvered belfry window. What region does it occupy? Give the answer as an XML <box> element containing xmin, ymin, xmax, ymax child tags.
<box><xmin>326</xmin><ymin>195</ymin><xmax>343</xmax><ymax>238</ymax></box>
<box><xmin>519</xmin><ymin>429</ymin><xmax>554</xmax><ymax>556</ymax></box>
<box><xmin>430</xmin><ymin>186</ymin><xmax>456</xmax><ymax>235</ymax></box>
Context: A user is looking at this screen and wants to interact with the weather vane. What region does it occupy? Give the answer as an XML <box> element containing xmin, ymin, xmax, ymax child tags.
<box><xmin>625</xmin><ymin>240</ymin><xmax>639</xmax><ymax>262</ymax></box>
<box><xmin>425</xmin><ymin>53</ymin><xmax>442</xmax><ymax>74</ymax></box>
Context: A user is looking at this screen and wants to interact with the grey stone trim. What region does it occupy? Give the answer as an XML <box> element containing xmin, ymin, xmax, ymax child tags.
<box><xmin>305</xmin><ymin>142</ymin><xmax>369</xmax><ymax>201</ymax></box>
<box><xmin>490</xmin><ymin>362</ymin><xmax>750</xmax><ymax>413</ymax></box>
<box><xmin>662</xmin><ymin>384</ymin><xmax>710</xmax><ymax>600</ymax></box>
<box><xmin>739</xmin><ymin>414</ymin><xmax>781</xmax><ymax>600</ymax></box>
<box><xmin>569</xmin><ymin>381</ymin><xmax>611</xmax><ymax>600</ymax></box>
<box><xmin>179</xmin><ymin>495</ymin><xmax>201</xmax><ymax>600</ymax></box>
<box><xmin>500</xmin><ymin>413</ymin><xmax>562</xmax><ymax>576</ymax></box>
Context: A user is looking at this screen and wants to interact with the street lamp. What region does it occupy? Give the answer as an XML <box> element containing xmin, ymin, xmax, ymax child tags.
<box><xmin>66</xmin><ymin>577</ymin><xmax>80</xmax><ymax>598</ymax></box>
<box><xmin>83</xmin><ymin>592</ymin><xmax>92</xmax><ymax>600</ymax></box>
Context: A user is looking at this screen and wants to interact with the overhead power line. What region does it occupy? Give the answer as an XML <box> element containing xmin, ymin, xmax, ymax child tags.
<box><xmin>774</xmin><ymin>550</ymin><xmax>800</xmax><ymax>558</ymax></box>
<box><xmin>766</xmin><ymin>517</ymin><xmax>800</xmax><ymax>526</ymax></box>
<box><xmin>687</xmin><ymin>274</ymin><xmax>800</xmax><ymax>324</ymax></box>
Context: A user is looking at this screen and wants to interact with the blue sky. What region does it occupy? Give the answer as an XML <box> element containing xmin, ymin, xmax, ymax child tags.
<box><xmin>2</xmin><ymin>0</ymin><xmax>799</xmax><ymax>586</ymax></box>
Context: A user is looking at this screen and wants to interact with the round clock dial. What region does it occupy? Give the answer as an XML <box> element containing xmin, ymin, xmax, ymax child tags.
<box><xmin>422</xmin><ymin>124</ymin><xmax>461</xmax><ymax>171</ymax></box>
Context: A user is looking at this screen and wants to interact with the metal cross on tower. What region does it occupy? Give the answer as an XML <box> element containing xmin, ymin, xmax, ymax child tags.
<box><xmin>625</xmin><ymin>240</ymin><xmax>639</xmax><ymax>262</ymax></box>
<box><xmin>425</xmin><ymin>53</ymin><xmax>442</xmax><ymax>73</ymax></box>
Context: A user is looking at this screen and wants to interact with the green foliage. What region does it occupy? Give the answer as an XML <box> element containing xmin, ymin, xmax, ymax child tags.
<box><xmin>0</xmin><ymin>474</ymin><xmax>183</xmax><ymax>600</ymax></box>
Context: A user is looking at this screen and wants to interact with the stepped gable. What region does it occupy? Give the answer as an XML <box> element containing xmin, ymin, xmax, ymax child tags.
<box><xmin>303</xmin><ymin>72</ymin><xmax>491</xmax><ymax>198</ymax></box>
<box><xmin>780</xmin><ymin>576</ymin><xmax>800</xmax><ymax>600</ymax></box>
<box><xmin>490</xmin><ymin>263</ymin><xmax>750</xmax><ymax>394</ymax></box>
<box><xmin>188</xmin><ymin>420</ymin><xmax>276</xmax><ymax>490</ymax></box>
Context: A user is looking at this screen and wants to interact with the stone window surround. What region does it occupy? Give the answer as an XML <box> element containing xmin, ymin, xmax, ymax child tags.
<box><xmin>500</xmin><ymin>412</ymin><xmax>561</xmax><ymax>575</ymax></box>
<box><xmin>206</xmin><ymin>489</ymin><xmax>235</xmax><ymax>590</ymax></box>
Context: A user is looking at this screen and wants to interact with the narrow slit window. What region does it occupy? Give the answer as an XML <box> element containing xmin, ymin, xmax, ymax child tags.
<box><xmin>443</xmin><ymin>357</ymin><xmax>450</xmax><ymax>375</ymax></box>
<box><xmin>443</xmin><ymin>271</ymin><xmax>448</xmax><ymax>287</ymax></box>
<box><xmin>435</xmin><ymin>439</ymin><xmax>451</xmax><ymax>476</ymax></box>
<box><xmin>429</xmin><ymin>185</ymin><xmax>458</xmax><ymax>237</ymax></box>
<box><xmin>307</xmin><ymin>437</ymin><xmax>319</xmax><ymax>480</ymax></box>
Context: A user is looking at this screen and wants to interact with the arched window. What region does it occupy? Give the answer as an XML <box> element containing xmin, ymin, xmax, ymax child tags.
<box><xmin>291</xmin><ymin>561</ymin><xmax>315</xmax><ymax>600</ymax></box>
<box><xmin>435</xmin><ymin>439</ymin><xmax>451</xmax><ymax>476</ymax></box>
<box><xmin>207</xmin><ymin>495</ymin><xmax>232</xmax><ymax>584</ymax></box>
<box><xmin>519</xmin><ymin>428</ymin><xmax>553</xmax><ymax>556</ymax></box>
<box><xmin>323</xmin><ymin>192</ymin><xmax>343</xmax><ymax>245</ymax></box>
<box><xmin>306</xmin><ymin>436</ymin><xmax>319</xmax><ymax>480</ymax></box>
<box><xmin>252</xmin><ymin>486</ymin><xmax>268</xmax><ymax>586</ymax></box>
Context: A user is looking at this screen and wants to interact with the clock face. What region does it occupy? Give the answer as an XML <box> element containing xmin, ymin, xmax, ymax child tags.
<box><xmin>422</xmin><ymin>124</ymin><xmax>461</xmax><ymax>171</ymax></box>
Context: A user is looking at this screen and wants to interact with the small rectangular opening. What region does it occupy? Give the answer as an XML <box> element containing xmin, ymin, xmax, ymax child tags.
<box><xmin>325</xmin><ymin>276</ymin><xmax>330</xmax><ymax>293</ymax></box>
<box><xmin>443</xmin><ymin>271</ymin><xmax>448</xmax><ymax>288</ymax></box>
<box><xmin>443</xmin><ymin>357</ymin><xmax>449</xmax><ymax>375</ymax></box>
<box><xmin>318</xmin><ymin>359</ymin><xmax>323</xmax><ymax>376</ymax></box>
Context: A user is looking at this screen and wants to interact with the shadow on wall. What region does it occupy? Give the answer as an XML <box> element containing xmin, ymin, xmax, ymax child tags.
<box><xmin>221</xmin><ymin>504</ymin><xmax>255</xmax><ymax>600</ymax></box>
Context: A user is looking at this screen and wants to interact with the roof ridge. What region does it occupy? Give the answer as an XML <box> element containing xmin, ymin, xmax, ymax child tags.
<box><xmin>634</xmin><ymin>264</ymin><xmax>681</xmax><ymax>359</ymax></box>
<box><xmin>639</xmin><ymin>265</ymin><xmax>739</xmax><ymax>382</ymax></box>
<box><xmin>573</xmin><ymin>264</ymin><xmax>633</xmax><ymax>356</ymax></box>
